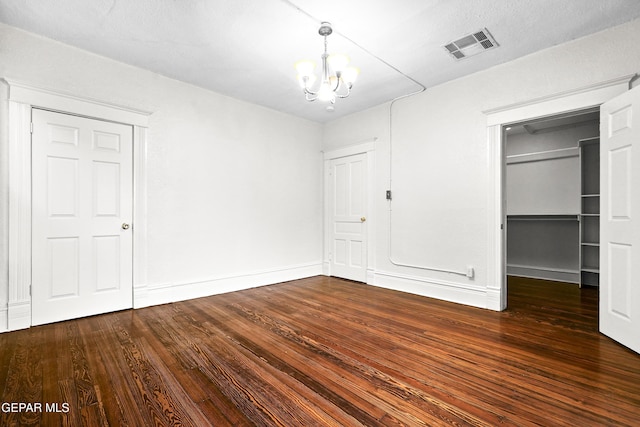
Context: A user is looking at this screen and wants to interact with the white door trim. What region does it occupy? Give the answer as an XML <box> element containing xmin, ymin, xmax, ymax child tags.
<box><xmin>483</xmin><ymin>74</ymin><xmax>634</xmax><ymax>311</ymax></box>
<box><xmin>2</xmin><ymin>78</ymin><xmax>151</xmax><ymax>331</ymax></box>
<box><xmin>323</xmin><ymin>139</ymin><xmax>376</xmax><ymax>283</ymax></box>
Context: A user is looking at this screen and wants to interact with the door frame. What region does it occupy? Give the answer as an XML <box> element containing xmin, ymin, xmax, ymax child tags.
<box><xmin>323</xmin><ymin>139</ymin><xmax>376</xmax><ymax>283</ymax></box>
<box><xmin>483</xmin><ymin>74</ymin><xmax>634</xmax><ymax>311</ymax></box>
<box><xmin>2</xmin><ymin>78</ymin><xmax>151</xmax><ymax>331</ymax></box>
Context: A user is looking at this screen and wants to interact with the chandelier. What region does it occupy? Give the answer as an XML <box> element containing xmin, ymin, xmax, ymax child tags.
<box><xmin>295</xmin><ymin>22</ymin><xmax>359</xmax><ymax>104</ymax></box>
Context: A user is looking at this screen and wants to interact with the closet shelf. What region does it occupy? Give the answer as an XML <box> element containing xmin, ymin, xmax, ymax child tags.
<box><xmin>579</xmin><ymin>136</ymin><xmax>600</xmax><ymax>146</ymax></box>
<box><xmin>507</xmin><ymin>214</ymin><xmax>579</xmax><ymax>221</ymax></box>
<box><xmin>506</xmin><ymin>146</ymin><xmax>579</xmax><ymax>165</ymax></box>
<box><xmin>579</xmin><ymin>136</ymin><xmax>599</xmax><ymax>287</ymax></box>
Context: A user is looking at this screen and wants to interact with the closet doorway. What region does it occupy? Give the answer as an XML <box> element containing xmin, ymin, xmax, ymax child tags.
<box><xmin>504</xmin><ymin>109</ymin><xmax>600</xmax><ymax>305</ymax></box>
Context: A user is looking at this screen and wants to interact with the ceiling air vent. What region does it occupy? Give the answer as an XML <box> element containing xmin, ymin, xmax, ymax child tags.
<box><xmin>444</xmin><ymin>28</ymin><xmax>498</xmax><ymax>60</ymax></box>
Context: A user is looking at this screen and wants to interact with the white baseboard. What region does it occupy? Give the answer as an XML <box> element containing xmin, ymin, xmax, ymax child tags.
<box><xmin>132</xmin><ymin>285</ymin><xmax>150</xmax><ymax>310</ymax></box>
<box><xmin>366</xmin><ymin>268</ymin><xmax>375</xmax><ymax>285</ymax></box>
<box><xmin>507</xmin><ymin>264</ymin><xmax>579</xmax><ymax>284</ymax></box>
<box><xmin>2</xmin><ymin>263</ymin><xmax>499</xmax><ymax>334</ymax></box>
<box><xmin>135</xmin><ymin>262</ymin><xmax>323</xmax><ymax>308</ymax></box>
<box><xmin>322</xmin><ymin>261</ymin><xmax>330</xmax><ymax>276</ymax></box>
<box><xmin>485</xmin><ymin>288</ymin><xmax>503</xmax><ymax>311</ymax></box>
<box><xmin>7</xmin><ymin>300</ymin><xmax>30</xmax><ymax>331</ymax></box>
<box><xmin>372</xmin><ymin>270</ymin><xmax>491</xmax><ymax>310</ymax></box>
<box><xmin>0</xmin><ymin>306</ymin><xmax>7</xmax><ymax>332</ymax></box>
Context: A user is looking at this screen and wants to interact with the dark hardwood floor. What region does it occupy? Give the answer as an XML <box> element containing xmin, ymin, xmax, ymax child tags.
<box><xmin>1</xmin><ymin>275</ymin><xmax>639</xmax><ymax>426</ymax></box>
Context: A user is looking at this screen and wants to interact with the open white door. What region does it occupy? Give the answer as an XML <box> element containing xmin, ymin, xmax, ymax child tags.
<box><xmin>329</xmin><ymin>154</ymin><xmax>368</xmax><ymax>282</ymax></box>
<box><xmin>600</xmin><ymin>85</ymin><xmax>640</xmax><ymax>354</ymax></box>
<box><xmin>31</xmin><ymin>109</ymin><xmax>133</xmax><ymax>325</ymax></box>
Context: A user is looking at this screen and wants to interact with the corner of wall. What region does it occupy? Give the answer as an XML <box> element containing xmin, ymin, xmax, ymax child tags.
<box><xmin>135</xmin><ymin>262</ymin><xmax>323</xmax><ymax>308</ymax></box>
<box><xmin>0</xmin><ymin>80</ymin><xmax>10</xmax><ymax>330</ymax></box>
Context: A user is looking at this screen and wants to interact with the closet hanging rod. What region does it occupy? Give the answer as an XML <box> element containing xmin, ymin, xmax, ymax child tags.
<box><xmin>506</xmin><ymin>146</ymin><xmax>579</xmax><ymax>165</ymax></box>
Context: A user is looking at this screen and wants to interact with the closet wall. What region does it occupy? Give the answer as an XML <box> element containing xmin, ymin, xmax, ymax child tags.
<box><xmin>506</xmin><ymin>116</ymin><xmax>599</xmax><ymax>284</ymax></box>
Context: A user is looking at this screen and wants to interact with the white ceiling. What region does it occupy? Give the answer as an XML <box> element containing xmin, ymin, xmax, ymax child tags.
<box><xmin>1</xmin><ymin>0</ymin><xmax>640</xmax><ymax>123</ymax></box>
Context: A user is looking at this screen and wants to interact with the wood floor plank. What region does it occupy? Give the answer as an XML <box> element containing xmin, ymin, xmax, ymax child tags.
<box><xmin>219</xmin><ymin>301</ymin><xmax>487</xmax><ymax>426</ymax></box>
<box><xmin>140</xmin><ymin>313</ymin><xmax>253</xmax><ymax>426</ymax></box>
<box><xmin>199</xmin><ymin>301</ymin><xmax>416</xmax><ymax>425</ymax></box>
<box><xmin>1</xmin><ymin>275</ymin><xmax>640</xmax><ymax>426</ymax></box>
<box><xmin>240</xmin><ymin>287</ymin><xmax>547</xmax><ymax>425</ymax></box>
<box><xmin>188</xmin><ymin>301</ymin><xmax>389</xmax><ymax>425</ymax></box>
<box><xmin>106</xmin><ymin>318</ymin><xmax>207</xmax><ymax>426</ymax></box>
<box><xmin>237</xmin><ymin>285</ymin><xmax>532</xmax><ymax>419</ymax></box>
<box><xmin>1</xmin><ymin>328</ymin><xmax>43</xmax><ymax>426</ymax></box>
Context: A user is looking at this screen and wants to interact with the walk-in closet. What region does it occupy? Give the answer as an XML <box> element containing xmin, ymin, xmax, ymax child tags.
<box><xmin>505</xmin><ymin>110</ymin><xmax>600</xmax><ymax>288</ymax></box>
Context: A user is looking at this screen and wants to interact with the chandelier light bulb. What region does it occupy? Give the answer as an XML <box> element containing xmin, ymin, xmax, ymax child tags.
<box><xmin>295</xmin><ymin>60</ymin><xmax>316</xmax><ymax>78</ymax></box>
<box><xmin>318</xmin><ymin>82</ymin><xmax>335</xmax><ymax>102</ymax></box>
<box><xmin>342</xmin><ymin>67</ymin><xmax>359</xmax><ymax>86</ymax></box>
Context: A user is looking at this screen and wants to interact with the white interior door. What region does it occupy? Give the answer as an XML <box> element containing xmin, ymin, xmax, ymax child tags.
<box><xmin>329</xmin><ymin>154</ymin><xmax>367</xmax><ymax>282</ymax></box>
<box><xmin>32</xmin><ymin>109</ymin><xmax>133</xmax><ymax>326</ymax></box>
<box><xmin>600</xmin><ymin>85</ymin><xmax>640</xmax><ymax>354</ymax></box>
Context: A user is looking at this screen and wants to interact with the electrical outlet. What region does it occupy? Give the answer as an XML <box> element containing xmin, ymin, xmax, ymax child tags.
<box><xmin>466</xmin><ymin>266</ymin><xmax>474</xmax><ymax>279</ymax></box>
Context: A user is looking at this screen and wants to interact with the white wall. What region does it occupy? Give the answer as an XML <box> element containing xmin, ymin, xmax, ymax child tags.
<box><xmin>2</xmin><ymin>17</ymin><xmax>640</xmax><ymax>324</ymax></box>
<box><xmin>0</xmin><ymin>23</ymin><xmax>324</xmax><ymax>319</ymax></box>
<box><xmin>506</xmin><ymin>123</ymin><xmax>599</xmax><ymax>215</ymax></box>
<box><xmin>323</xmin><ymin>18</ymin><xmax>640</xmax><ymax>309</ymax></box>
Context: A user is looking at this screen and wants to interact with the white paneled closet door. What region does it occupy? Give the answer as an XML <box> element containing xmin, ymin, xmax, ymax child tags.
<box><xmin>600</xmin><ymin>85</ymin><xmax>640</xmax><ymax>354</ymax></box>
<box><xmin>31</xmin><ymin>109</ymin><xmax>133</xmax><ymax>326</ymax></box>
<box><xmin>329</xmin><ymin>153</ymin><xmax>368</xmax><ymax>282</ymax></box>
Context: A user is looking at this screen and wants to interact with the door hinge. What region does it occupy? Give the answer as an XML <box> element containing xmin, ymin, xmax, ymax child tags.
<box><xmin>30</xmin><ymin>122</ymin><xmax>34</xmax><ymax>134</ymax></box>
<box><xmin>29</xmin><ymin>285</ymin><xmax>32</xmax><ymax>296</ymax></box>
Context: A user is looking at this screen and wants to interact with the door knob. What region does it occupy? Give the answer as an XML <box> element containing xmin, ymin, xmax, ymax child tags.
<box><xmin>122</xmin><ymin>223</ymin><xmax>130</xmax><ymax>230</ymax></box>
<box><xmin>360</xmin><ymin>217</ymin><xmax>366</xmax><ymax>222</ymax></box>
